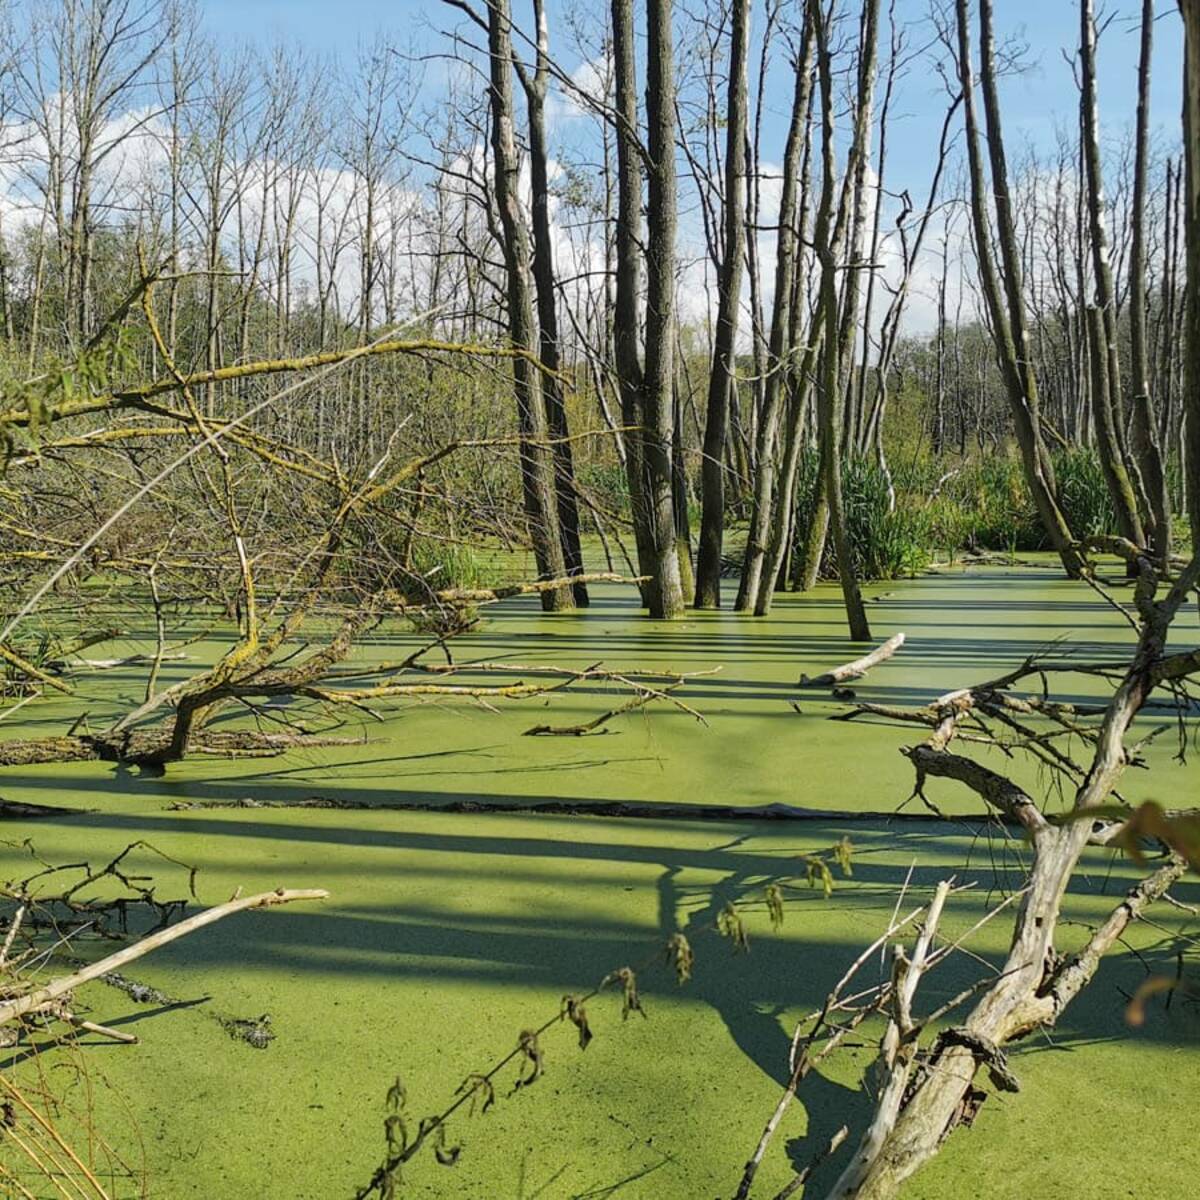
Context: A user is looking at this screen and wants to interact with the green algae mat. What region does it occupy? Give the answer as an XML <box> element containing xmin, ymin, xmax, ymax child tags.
<box><xmin>1</xmin><ymin>563</ymin><xmax>1198</xmax><ymax>1197</ymax></box>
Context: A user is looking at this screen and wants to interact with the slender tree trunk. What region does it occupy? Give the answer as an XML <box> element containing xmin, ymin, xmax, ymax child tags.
<box><xmin>1127</xmin><ymin>0</ymin><xmax>1170</xmax><ymax>564</ymax></box>
<box><xmin>673</xmin><ymin>381</ymin><xmax>695</xmax><ymax>598</ymax></box>
<box><xmin>1079</xmin><ymin>0</ymin><xmax>1147</xmax><ymax>547</ymax></box>
<box><xmin>640</xmin><ymin>0</ymin><xmax>686</xmax><ymax>618</ymax></box>
<box><xmin>957</xmin><ymin>0</ymin><xmax>1084</xmax><ymax>576</ymax></box>
<box><xmin>1182</xmin><ymin>0</ymin><xmax>1200</xmax><ymax>556</ymax></box>
<box><xmin>485</xmin><ymin>0</ymin><xmax>572</xmax><ymax>610</ymax></box>
<box><xmin>754</xmin><ymin>30</ymin><xmax>819</xmax><ymax>616</ymax></box>
<box><xmin>611</xmin><ymin>0</ymin><xmax>654</xmax><ymax>603</ymax></box>
<box><xmin>738</xmin><ymin>19</ymin><xmax>816</xmax><ymax>611</ymax></box>
<box><xmin>1086</xmin><ymin>305</ymin><xmax>1143</xmax><ymax>541</ymax></box>
<box><xmin>520</xmin><ymin>0</ymin><xmax>589</xmax><ymax>605</ymax></box>
<box><xmin>811</xmin><ymin>0</ymin><xmax>870</xmax><ymax>641</ymax></box>
<box><xmin>694</xmin><ymin>0</ymin><xmax>750</xmax><ymax>609</ymax></box>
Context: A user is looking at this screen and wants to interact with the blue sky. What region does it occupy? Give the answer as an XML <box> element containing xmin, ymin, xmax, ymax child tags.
<box><xmin>192</xmin><ymin>0</ymin><xmax>1185</xmax><ymax>332</ymax></box>
<box><xmin>196</xmin><ymin>0</ymin><xmax>1185</xmax><ymax>175</ymax></box>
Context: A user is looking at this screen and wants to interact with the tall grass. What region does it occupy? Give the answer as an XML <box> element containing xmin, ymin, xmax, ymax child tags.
<box><xmin>790</xmin><ymin>447</ymin><xmax>1124</xmax><ymax>583</ymax></box>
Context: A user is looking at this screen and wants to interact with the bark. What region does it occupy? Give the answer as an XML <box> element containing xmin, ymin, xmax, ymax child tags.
<box><xmin>821</xmin><ymin>553</ymin><xmax>1200</xmax><ymax>1198</ymax></box>
<box><xmin>0</xmin><ymin>888</ymin><xmax>329</xmax><ymax>1028</ymax></box>
<box><xmin>1181</xmin><ymin>1</ymin><xmax>1200</xmax><ymax>556</ymax></box>
<box><xmin>611</xmin><ymin>0</ymin><xmax>656</xmax><ymax>605</ymax></box>
<box><xmin>744</xmin><ymin>16</ymin><xmax>817</xmax><ymax>616</ymax></box>
<box><xmin>834</xmin><ymin>0</ymin><xmax>882</xmax><ymax>428</ymax></box>
<box><xmin>519</xmin><ymin>0</ymin><xmax>589</xmax><ymax>606</ymax></box>
<box><xmin>799</xmin><ymin>632</ymin><xmax>904</xmax><ymax>688</ymax></box>
<box><xmin>810</xmin><ymin>0</ymin><xmax>871</xmax><ymax>642</ymax></box>
<box><xmin>641</xmin><ymin>0</ymin><xmax>686</xmax><ymax>619</ymax></box>
<box><xmin>1085</xmin><ymin>304</ymin><xmax>1142</xmax><ymax>544</ymax></box>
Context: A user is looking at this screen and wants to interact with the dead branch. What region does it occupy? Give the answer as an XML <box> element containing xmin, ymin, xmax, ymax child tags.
<box><xmin>799</xmin><ymin>633</ymin><xmax>905</xmax><ymax>688</ymax></box>
<box><xmin>788</xmin><ymin>551</ymin><xmax>1200</xmax><ymax>1198</ymax></box>
<box><xmin>0</xmin><ymin>887</ymin><xmax>328</xmax><ymax>1028</ymax></box>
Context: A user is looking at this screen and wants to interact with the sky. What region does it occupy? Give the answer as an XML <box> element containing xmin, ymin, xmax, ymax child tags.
<box><xmin>191</xmin><ymin>0</ymin><xmax>1186</xmax><ymax>334</ymax></box>
<box><xmin>197</xmin><ymin>0</ymin><xmax>1186</xmax><ymax>162</ymax></box>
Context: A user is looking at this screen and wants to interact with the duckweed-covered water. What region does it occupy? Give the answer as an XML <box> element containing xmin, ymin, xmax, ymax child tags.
<box><xmin>2</xmin><ymin>562</ymin><xmax>1197</xmax><ymax>1198</ymax></box>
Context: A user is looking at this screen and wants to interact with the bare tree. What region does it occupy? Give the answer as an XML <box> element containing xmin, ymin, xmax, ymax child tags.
<box><xmin>1128</xmin><ymin>0</ymin><xmax>1170</xmax><ymax>564</ymax></box>
<box><xmin>954</xmin><ymin>0</ymin><xmax>1085</xmax><ymax>577</ymax></box>
<box><xmin>693</xmin><ymin>0</ymin><xmax>749</xmax><ymax>610</ymax></box>
<box><xmin>514</xmin><ymin>0</ymin><xmax>590</xmax><ymax>606</ymax></box>
<box><xmin>610</xmin><ymin>0</ymin><xmax>685</xmax><ymax>619</ymax></box>
<box><xmin>1181</xmin><ymin>0</ymin><xmax>1200</xmax><ymax>554</ymax></box>
<box><xmin>1078</xmin><ymin>0</ymin><xmax>1146</xmax><ymax>548</ymax></box>
<box><xmin>483</xmin><ymin>0</ymin><xmax>573</xmax><ymax>609</ymax></box>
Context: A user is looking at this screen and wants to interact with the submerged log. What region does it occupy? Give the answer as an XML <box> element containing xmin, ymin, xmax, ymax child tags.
<box><xmin>0</xmin><ymin>730</ymin><xmax>363</xmax><ymax>768</ymax></box>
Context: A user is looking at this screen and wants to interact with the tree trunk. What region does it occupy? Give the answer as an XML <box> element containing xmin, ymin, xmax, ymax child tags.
<box><xmin>811</xmin><ymin>0</ymin><xmax>870</xmax><ymax>642</ymax></box>
<box><xmin>1179</xmin><ymin>0</ymin><xmax>1200</xmax><ymax>556</ymax></box>
<box><xmin>694</xmin><ymin>0</ymin><xmax>750</xmax><ymax>609</ymax></box>
<box><xmin>1128</xmin><ymin>0</ymin><xmax>1170</xmax><ymax>564</ymax></box>
<box><xmin>640</xmin><ymin>0</ymin><xmax>686</xmax><ymax>619</ymax></box>
<box><xmin>486</xmin><ymin>0</ymin><xmax>572</xmax><ymax>611</ymax></box>
<box><xmin>520</xmin><ymin>0</ymin><xmax>589</xmax><ymax>606</ymax></box>
<box><xmin>611</xmin><ymin>0</ymin><xmax>655</xmax><ymax>605</ymax></box>
<box><xmin>1079</xmin><ymin>0</ymin><xmax>1147</xmax><ymax>548</ymax></box>
<box><xmin>957</xmin><ymin>0</ymin><xmax>1084</xmax><ymax>576</ymax></box>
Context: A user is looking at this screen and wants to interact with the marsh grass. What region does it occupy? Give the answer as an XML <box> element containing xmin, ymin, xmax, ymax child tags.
<box><xmin>791</xmin><ymin>447</ymin><xmax>1125</xmax><ymax>583</ymax></box>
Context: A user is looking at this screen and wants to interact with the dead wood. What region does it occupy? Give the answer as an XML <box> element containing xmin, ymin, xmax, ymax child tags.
<box><xmin>800</xmin><ymin>633</ymin><xmax>906</xmax><ymax>688</ymax></box>
<box><xmin>769</xmin><ymin>550</ymin><xmax>1200</xmax><ymax>1199</ymax></box>
<box><xmin>0</xmin><ymin>887</ymin><xmax>328</xmax><ymax>1029</ymax></box>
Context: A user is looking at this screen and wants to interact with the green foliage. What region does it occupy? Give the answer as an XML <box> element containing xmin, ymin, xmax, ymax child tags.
<box><xmin>0</xmin><ymin>331</ymin><xmax>136</xmax><ymax>468</ymax></box>
<box><xmin>791</xmin><ymin>451</ymin><xmax>932</xmax><ymax>583</ymax></box>
<box><xmin>792</xmin><ymin>448</ymin><xmax>1126</xmax><ymax>582</ymax></box>
<box><xmin>374</xmin><ymin>538</ymin><xmax>500</xmax><ymax>635</ymax></box>
<box><xmin>1052</xmin><ymin>448</ymin><xmax>1119</xmax><ymax>540</ymax></box>
<box><xmin>576</xmin><ymin>462</ymin><xmax>630</xmax><ymax>516</ymax></box>
<box><xmin>404</xmin><ymin>540</ymin><xmax>497</xmax><ymax>594</ymax></box>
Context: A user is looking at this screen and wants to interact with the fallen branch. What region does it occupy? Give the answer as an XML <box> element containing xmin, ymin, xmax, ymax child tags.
<box><xmin>799</xmin><ymin>633</ymin><xmax>906</xmax><ymax>688</ymax></box>
<box><xmin>0</xmin><ymin>887</ymin><xmax>328</xmax><ymax>1027</ymax></box>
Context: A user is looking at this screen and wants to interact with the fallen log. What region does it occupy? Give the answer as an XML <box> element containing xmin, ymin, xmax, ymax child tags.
<box><xmin>799</xmin><ymin>632</ymin><xmax>906</xmax><ymax>688</ymax></box>
<box><xmin>0</xmin><ymin>730</ymin><xmax>364</xmax><ymax>768</ymax></box>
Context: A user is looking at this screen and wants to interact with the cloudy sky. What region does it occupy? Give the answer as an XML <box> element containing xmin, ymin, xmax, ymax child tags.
<box><xmin>190</xmin><ymin>0</ymin><xmax>1185</xmax><ymax>335</ymax></box>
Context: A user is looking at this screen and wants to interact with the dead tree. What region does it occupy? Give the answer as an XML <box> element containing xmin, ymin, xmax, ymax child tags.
<box><xmin>750</xmin><ymin>17</ymin><xmax>818</xmax><ymax>617</ymax></box>
<box><xmin>1128</xmin><ymin>0</ymin><xmax>1171</xmax><ymax>565</ymax></box>
<box><xmin>807</xmin><ymin>0</ymin><xmax>872</xmax><ymax>642</ymax></box>
<box><xmin>739</xmin><ymin>543</ymin><xmax>1200</xmax><ymax>1199</ymax></box>
<box><xmin>796</xmin><ymin>0</ymin><xmax>879</xmax><ymax>598</ymax></box>
<box><xmin>1078</xmin><ymin>0</ymin><xmax>1147</xmax><ymax>548</ymax></box>
<box><xmin>1181</xmin><ymin>0</ymin><xmax>1200</xmax><ymax>556</ymax></box>
<box><xmin>514</xmin><ymin>0</ymin><xmax>590</xmax><ymax>607</ymax></box>
<box><xmin>738</xmin><ymin>10</ymin><xmax>817</xmax><ymax>615</ymax></box>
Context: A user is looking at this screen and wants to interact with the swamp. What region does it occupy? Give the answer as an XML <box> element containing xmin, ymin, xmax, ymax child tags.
<box><xmin>1</xmin><ymin>0</ymin><xmax>1199</xmax><ymax>1197</ymax></box>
